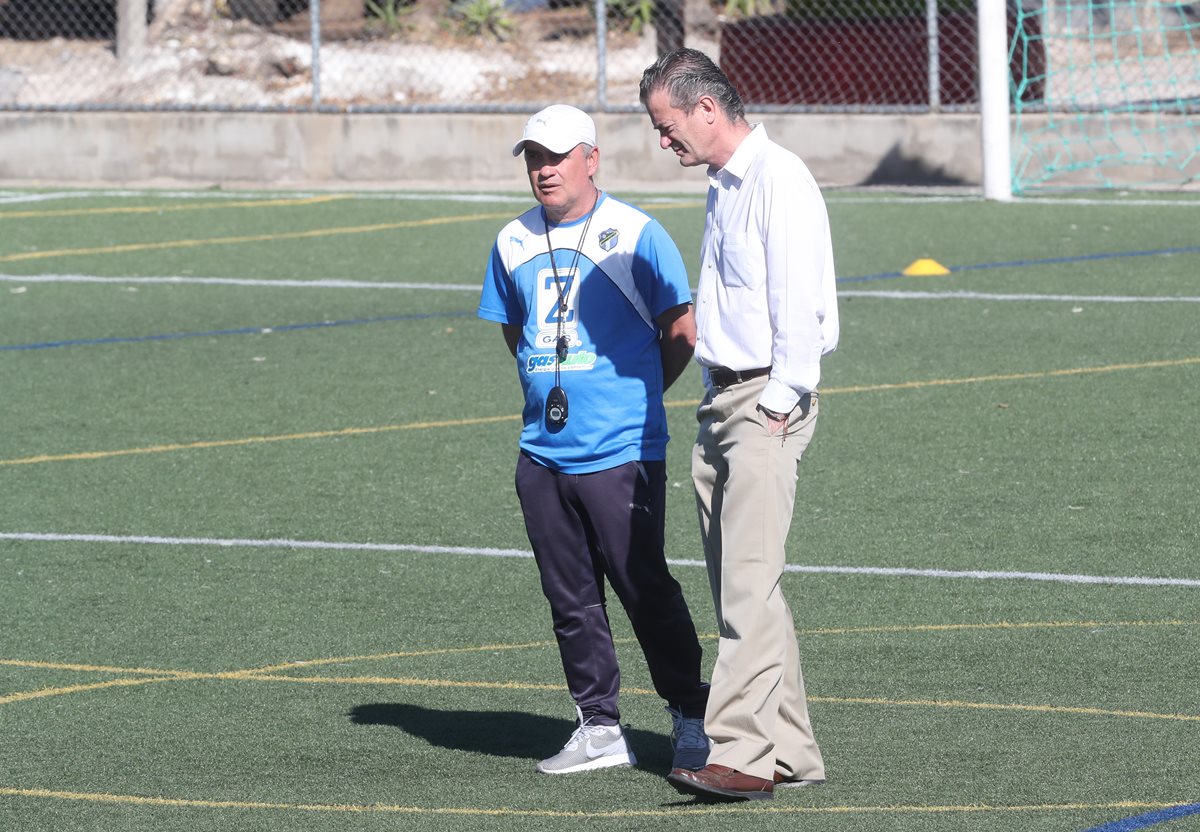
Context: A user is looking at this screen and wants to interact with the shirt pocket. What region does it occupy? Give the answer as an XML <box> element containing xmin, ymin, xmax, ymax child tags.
<box><xmin>720</xmin><ymin>232</ymin><xmax>765</xmax><ymax>290</ymax></box>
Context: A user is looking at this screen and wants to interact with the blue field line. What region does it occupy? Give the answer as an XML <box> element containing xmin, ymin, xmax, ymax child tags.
<box><xmin>0</xmin><ymin>311</ymin><xmax>472</xmax><ymax>352</ymax></box>
<box><xmin>1081</xmin><ymin>802</ymin><xmax>1200</xmax><ymax>832</ymax></box>
<box><xmin>837</xmin><ymin>245</ymin><xmax>1200</xmax><ymax>285</ymax></box>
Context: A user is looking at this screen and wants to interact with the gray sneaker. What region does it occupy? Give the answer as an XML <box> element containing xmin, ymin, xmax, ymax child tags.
<box><xmin>536</xmin><ymin>708</ymin><xmax>636</xmax><ymax>774</ymax></box>
<box><xmin>665</xmin><ymin>706</ymin><xmax>710</xmax><ymax>771</ymax></box>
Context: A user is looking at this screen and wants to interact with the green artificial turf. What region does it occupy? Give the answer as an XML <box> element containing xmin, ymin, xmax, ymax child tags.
<box><xmin>1</xmin><ymin>188</ymin><xmax>1197</xmax><ymax>832</ymax></box>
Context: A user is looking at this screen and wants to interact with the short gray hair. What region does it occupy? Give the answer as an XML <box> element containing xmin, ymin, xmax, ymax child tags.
<box><xmin>639</xmin><ymin>48</ymin><xmax>745</xmax><ymax>123</ymax></box>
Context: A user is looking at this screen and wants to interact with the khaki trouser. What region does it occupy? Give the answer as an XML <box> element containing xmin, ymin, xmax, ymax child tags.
<box><xmin>691</xmin><ymin>375</ymin><xmax>825</xmax><ymax>782</ymax></box>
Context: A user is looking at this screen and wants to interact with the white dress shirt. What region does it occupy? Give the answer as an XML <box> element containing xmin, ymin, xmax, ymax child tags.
<box><xmin>695</xmin><ymin>124</ymin><xmax>840</xmax><ymax>414</ymax></box>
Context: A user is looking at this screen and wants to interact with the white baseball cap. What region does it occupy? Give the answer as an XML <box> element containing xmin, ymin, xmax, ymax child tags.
<box><xmin>512</xmin><ymin>105</ymin><xmax>597</xmax><ymax>157</ymax></box>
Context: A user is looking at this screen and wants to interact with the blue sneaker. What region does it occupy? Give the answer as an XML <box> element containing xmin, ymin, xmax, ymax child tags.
<box><xmin>665</xmin><ymin>706</ymin><xmax>710</xmax><ymax>771</ymax></box>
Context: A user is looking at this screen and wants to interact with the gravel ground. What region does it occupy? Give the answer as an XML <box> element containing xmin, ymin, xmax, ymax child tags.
<box><xmin>0</xmin><ymin>7</ymin><xmax>687</xmax><ymax>109</ymax></box>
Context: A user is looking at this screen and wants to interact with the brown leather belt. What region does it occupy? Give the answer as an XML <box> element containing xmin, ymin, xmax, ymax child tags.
<box><xmin>708</xmin><ymin>366</ymin><xmax>770</xmax><ymax>389</ymax></box>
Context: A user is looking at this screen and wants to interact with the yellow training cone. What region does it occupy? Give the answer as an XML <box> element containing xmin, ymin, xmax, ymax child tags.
<box><xmin>902</xmin><ymin>258</ymin><xmax>951</xmax><ymax>276</ymax></box>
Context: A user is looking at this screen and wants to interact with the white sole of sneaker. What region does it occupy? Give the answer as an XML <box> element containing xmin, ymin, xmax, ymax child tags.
<box><xmin>536</xmin><ymin>752</ymin><xmax>637</xmax><ymax>775</ymax></box>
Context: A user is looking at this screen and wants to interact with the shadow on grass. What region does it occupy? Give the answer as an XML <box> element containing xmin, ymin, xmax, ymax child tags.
<box><xmin>348</xmin><ymin>703</ymin><xmax>675</xmax><ymax>773</ymax></box>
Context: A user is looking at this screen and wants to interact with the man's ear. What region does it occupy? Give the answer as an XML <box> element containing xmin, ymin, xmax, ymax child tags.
<box><xmin>586</xmin><ymin>146</ymin><xmax>600</xmax><ymax>177</ymax></box>
<box><xmin>697</xmin><ymin>95</ymin><xmax>720</xmax><ymax>124</ymax></box>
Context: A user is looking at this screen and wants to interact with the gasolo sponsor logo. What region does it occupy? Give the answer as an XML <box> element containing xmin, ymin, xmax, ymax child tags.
<box><xmin>526</xmin><ymin>351</ymin><xmax>597</xmax><ymax>372</ymax></box>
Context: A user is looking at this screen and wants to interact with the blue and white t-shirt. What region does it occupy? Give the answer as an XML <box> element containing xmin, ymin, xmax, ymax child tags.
<box><xmin>478</xmin><ymin>192</ymin><xmax>692</xmax><ymax>474</ymax></box>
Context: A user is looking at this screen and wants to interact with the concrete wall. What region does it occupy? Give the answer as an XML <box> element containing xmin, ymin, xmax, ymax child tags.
<box><xmin>0</xmin><ymin>111</ymin><xmax>985</xmax><ymax>192</ymax></box>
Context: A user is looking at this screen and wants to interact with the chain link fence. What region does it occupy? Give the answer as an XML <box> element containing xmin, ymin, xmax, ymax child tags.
<box><xmin>2</xmin><ymin>0</ymin><xmax>990</xmax><ymax>111</ymax></box>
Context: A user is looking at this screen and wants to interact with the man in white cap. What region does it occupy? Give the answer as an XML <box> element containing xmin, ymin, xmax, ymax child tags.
<box><xmin>477</xmin><ymin>104</ymin><xmax>712</xmax><ymax>776</ymax></box>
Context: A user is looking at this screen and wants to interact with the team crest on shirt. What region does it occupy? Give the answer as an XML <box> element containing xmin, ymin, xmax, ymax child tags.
<box><xmin>598</xmin><ymin>228</ymin><xmax>619</xmax><ymax>251</ymax></box>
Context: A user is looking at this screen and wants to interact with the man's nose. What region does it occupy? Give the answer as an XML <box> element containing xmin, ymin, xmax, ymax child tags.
<box><xmin>660</xmin><ymin>135</ymin><xmax>672</xmax><ymax>150</ymax></box>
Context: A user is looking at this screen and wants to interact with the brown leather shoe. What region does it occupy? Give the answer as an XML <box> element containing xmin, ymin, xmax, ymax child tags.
<box><xmin>668</xmin><ymin>764</ymin><xmax>774</xmax><ymax>801</ymax></box>
<box><xmin>773</xmin><ymin>771</ymin><xmax>826</xmax><ymax>789</ymax></box>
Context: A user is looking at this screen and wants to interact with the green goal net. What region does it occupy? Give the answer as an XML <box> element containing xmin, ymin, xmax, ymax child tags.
<box><xmin>1010</xmin><ymin>0</ymin><xmax>1200</xmax><ymax>192</ymax></box>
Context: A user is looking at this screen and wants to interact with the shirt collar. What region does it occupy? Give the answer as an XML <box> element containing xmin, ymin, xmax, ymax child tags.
<box><xmin>707</xmin><ymin>123</ymin><xmax>767</xmax><ymax>187</ymax></box>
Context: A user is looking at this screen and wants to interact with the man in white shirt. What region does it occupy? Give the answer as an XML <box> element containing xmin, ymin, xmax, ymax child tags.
<box><xmin>639</xmin><ymin>48</ymin><xmax>840</xmax><ymax>801</ymax></box>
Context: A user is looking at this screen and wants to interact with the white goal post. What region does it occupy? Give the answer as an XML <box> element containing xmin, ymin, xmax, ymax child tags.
<box><xmin>978</xmin><ymin>0</ymin><xmax>1014</xmax><ymax>200</ymax></box>
<box><xmin>980</xmin><ymin>0</ymin><xmax>1200</xmax><ymax>196</ymax></box>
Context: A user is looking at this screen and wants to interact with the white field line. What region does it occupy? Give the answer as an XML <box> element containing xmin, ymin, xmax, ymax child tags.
<box><xmin>0</xmin><ymin>191</ymin><xmax>113</xmax><ymax>205</ymax></box>
<box><xmin>5</xmin><ymin>274</ymin><xmax>1200</xmax><ymax>304</ymax></box>
<box><xmin>840</xmin><ymin>290</ymin><xmax>1200</xmax><ymax>303</ymax></box>
<box><xmin>0</xmin><ymin>190</ymin><xmax>532</xmax><ymax>206</ymax></box>
<box><xmin>0</xmin><ymin>190</ymin><xmax>676</xmax><ymax>207</ymax></box>
<box><xmin>0</xmin><ymin>532</ymin><xmax>530</xmax><ymax>559</ymax></box>
<box><xmin>828</xmin><ymin>196</ymin><xmax>1200</xmax><ymax>207</ymax></box>
<box><xmin>3</xmin><ymin>532</ymin><xmax>1198</xmax><ymax>588</ymax></box>
<box><xmin>2</xmin><ymin>189</ymin><xmax>1199</xmax><ymax>207</ymax></box>
<box><xmin>833</xmin><ymin>196</ymin><xmax>1200</xmax><ymax>207</ymax></box>
<box><xmin>0</xmin><ymin>274</ymin><xmax>482</xmax><ymax>291</ymax></box>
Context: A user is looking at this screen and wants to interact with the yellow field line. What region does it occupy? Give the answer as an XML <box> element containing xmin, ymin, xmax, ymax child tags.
<box><xmin>3</xmin><ymin>621</ymin><xmax>1191</xmax><ymax>683</ymax></box>
<box><xmin>3</xmin><ymin>620</ymin><xmax>1189</xmax><ymax>681</ymax></box>
<box><xmin>808</xmin><ymin>695</ymin><xmax>1200</xmax><ymax>723</ymax></box>
<box><xmin>226</xmin><ymin>673</ymin><xmax>1200</xmax><ymax>722</ymax></box>
<box><xmin>238</xmin><ymin>673</ymin><xmax>581</xmax><ymax>693</ymax></box>
<box><xmin>633</xmin><ymin>199</ymin><xmax>706</xmax><ymax>211</ymax></box>
<box><xmin>4</xmin><ymin>620</ymin><xmax>1196</xmax><ymax>720</ymax></box>
<box><xmin>808</xmin><ymin>356</ymin><xmax>1200</xmax><ymax>396</ymax></box>
<box><xmin>5</xmin><ymin>669</ymin><xmax>1197</xmax><ymax>723</ymax></box>
<box><xmin>0</xmin><ymin>663</ymin><xmax>272</xmax><ymax>706</ymax></box>
<box><xmin>4</xmin><ymin>357</ymin><xmax>1196</xmax><ymax>468</ymax></box>
<box><xmin>0</xmin><ymin>211</ymin><xmax>513</xmax><ymax>264</ymax></box>
<box><xmin>240</xmin><ymin>639</ymin><xmax>560</xmax><ymax>676</ymax></box>
<box><xmin>0</xmin><ymin>658</ymin><xmax>200</xmax><ymax>676</ymax></box>
<box><xmin>235</xmin><ymin>673</ymin><xmax>1200</xmax><ymax>722</ymax></box>
<box><xmin>0</xmin><ymin>787</ymin><xmax>1185</xmax><ymax>817</ymax></box>
<box><xmin>240</xmin><ymin>619</ymin><xmax>1194</xmax><ymax>676</ymax></box>
<box><xmin>0</xmin><ymin>676</ymin><xmax>183</xmax><ymax>706</ymax></box>
<box><xmin>0</xmin><ymin>414</ymin><xmax>518</xmax><ymax>467</ymax></box>
<box><xmin>0</xmin><ymin>195</ymin><xmax>349</xmax><ymax>221</ymax></box>
<box><xmin>800</xmin><ymin>619</ymin><xmax>1196</xmax><ymax>637</ymax></box>
<box><xmin>0</xmin><ymin>658</ymin><xmax>187</xmax><ymax>674</ymax></box>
